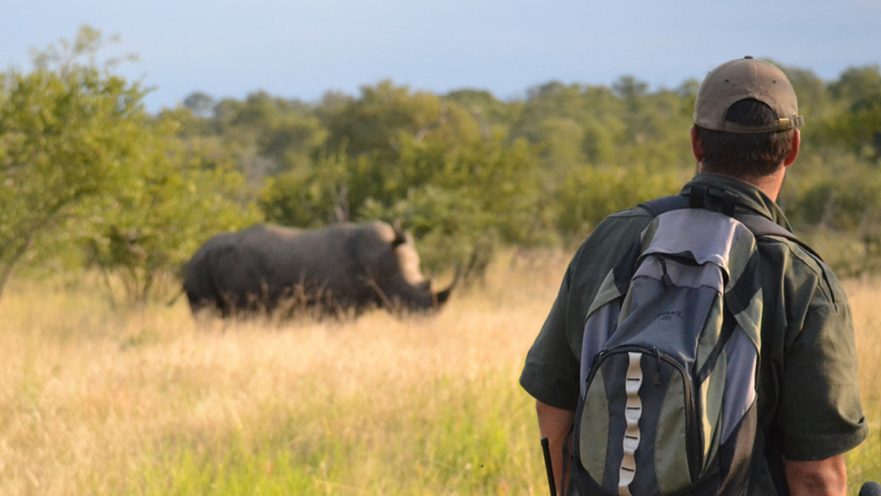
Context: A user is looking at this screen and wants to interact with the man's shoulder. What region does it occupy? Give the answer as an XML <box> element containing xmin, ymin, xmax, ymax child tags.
<box><xmin>755</xmin><ymin>234</ymin><xmax>846</xmax><ymax>307</ymax></box>
<box><xmin>588</xmin><ymin>206</ymin><xmax>654</xmax><ymax>238</ymax></box>
<box><xmin>572</xmin><ymin>207</ymin><xmax>652</xmax><ymax>255</ymax></box>
<box><xmin>567</xmin><ymin>206</ymin><xmax>655</xmax><ymax>283</ymax></box>
<box><xmin>605</xmin><ymin>206</ymin><xmax>656</xmax><ymax>221</ymax></box>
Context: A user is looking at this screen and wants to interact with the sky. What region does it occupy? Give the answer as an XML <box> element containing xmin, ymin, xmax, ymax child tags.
<box><xmin>3</xmin><ymin>0</ymin><xmax>881</xmax><ymax>112</ymax></box>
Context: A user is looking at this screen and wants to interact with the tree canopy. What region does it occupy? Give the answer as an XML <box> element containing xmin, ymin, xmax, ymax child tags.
<box><xmin>0</xmin><ymin>27</ymin><xmax>256</xmax><ymax>301</ymax></box>
<box><xmin>4</xmin><ymin>26</ymin><xmax>881</xmax><ymax>303</ymax></box>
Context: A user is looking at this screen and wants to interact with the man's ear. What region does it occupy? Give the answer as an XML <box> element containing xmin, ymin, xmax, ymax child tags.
<box><xmin>690</xmin><ymin>126</ymin><xmax>704</xmax><ymax>163</ymax></box>
<box><xmin>783</xmin><ymin>129</ymin><xmax>800</xmax><ymax>167</ymax></box>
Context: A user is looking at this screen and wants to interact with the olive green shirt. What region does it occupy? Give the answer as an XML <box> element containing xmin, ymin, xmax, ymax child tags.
<box><xmin>520</xmin><ymin>173</ymin><xmax>867</xmax><ymax>493</ymax></box>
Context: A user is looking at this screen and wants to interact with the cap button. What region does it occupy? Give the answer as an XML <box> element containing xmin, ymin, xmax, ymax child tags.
<box><xmin>744</xmin><ymin>55</ymin><xmax>754</xmax><ymax>59</ymax></box>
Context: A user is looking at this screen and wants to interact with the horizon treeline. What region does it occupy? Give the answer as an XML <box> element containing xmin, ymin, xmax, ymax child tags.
<box><xmin>3</xmin><ymin>27</ymin><xmax>880</xmax><ymax>303</ymax></box>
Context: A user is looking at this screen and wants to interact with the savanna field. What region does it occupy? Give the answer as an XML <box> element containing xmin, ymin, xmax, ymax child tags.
<box><xmin>1</xmin><ymin>252</ymin><xmax>879</xmax><ymax>495</ymax></box>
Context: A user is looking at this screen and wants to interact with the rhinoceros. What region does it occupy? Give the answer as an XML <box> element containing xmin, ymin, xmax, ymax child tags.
<box><xmin>182</xmin><ymin>221</ymin><xmax>454</xmax><ymax>317</ymax></box>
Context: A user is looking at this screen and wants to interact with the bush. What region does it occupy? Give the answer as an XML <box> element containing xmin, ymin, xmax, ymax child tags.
<box><xmin>554</xmin><ymin>165</ymin><xmax>684</xmax><ymax>244</ymax></box>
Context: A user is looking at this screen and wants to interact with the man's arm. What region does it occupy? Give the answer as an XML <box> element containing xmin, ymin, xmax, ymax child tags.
<box><xmin>785</xmin><ymin>455</ymin><xmax>847</xmax><ymax>496</ymax></box>
<box><xmin>536</xmin><ymin>400</ymin><xmax>574</xmax><ymax>494</ymax></box>
<box><xmin>775</xmin><ymin>293</ymin><xmax>865</xmax><ymax>495</ymax></box>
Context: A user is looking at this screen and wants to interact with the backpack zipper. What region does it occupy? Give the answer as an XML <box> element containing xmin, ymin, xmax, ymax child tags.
<box><xmin>586</xmin><ymin>346</ymin><xmax>702</xmax><ymax>482</ymax></box>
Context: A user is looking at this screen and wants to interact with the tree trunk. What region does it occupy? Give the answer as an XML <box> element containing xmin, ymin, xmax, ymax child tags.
<box><xmin>0</xmin><ymin>263</ymin><xmax>14</xmax><ymax>302</ymax></box>
<box><xmin>0</xmin><ymin>236</ymin><xmax>34</xmax><ymax>302</ymax></box>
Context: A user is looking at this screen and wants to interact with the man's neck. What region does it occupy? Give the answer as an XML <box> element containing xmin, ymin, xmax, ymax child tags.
<box><xmin>698</xmin><ymin>165</ymin><xmax>786</xmax><ymax>202</ymax></box>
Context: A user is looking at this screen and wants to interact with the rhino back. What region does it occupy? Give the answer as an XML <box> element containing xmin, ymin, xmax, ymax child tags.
<box><xmin>184</xmin><ymin>221</ymin><xmax>410</xmax><ymax>312</ymax></box>
<box><xmin>234</xmin><ymin>223</ymin><xmax>395</xmax><ymax>295</ymax></box>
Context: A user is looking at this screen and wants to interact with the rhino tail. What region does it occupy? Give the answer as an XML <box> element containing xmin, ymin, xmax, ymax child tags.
<box><xmin>167</xmin><ymin>286</ymin><xmax>186</xmax><ymax>307</ymax></box>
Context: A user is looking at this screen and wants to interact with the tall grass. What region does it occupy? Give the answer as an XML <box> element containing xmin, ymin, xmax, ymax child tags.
<box><xmin>0</xmin><ymin>253</ymin><xmax>877</xmax><ymax>495</ymax></box>
<box><xmin>841</xmin><ymin>278</ymin><xmax>881</xmax><ymax>489</ymax></box>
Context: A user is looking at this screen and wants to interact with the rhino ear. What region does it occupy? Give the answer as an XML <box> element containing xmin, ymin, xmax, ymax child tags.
<box><xmin>391</xmin><ymin>219</ymin><xmax>407</xmax><ymax>247</ymax></box>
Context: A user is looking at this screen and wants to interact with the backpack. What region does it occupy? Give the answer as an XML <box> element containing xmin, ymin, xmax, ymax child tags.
<box><xmin>570</xmin><ymin>185</ymin><xmax>813</xmax><ymax>496</ymax></box>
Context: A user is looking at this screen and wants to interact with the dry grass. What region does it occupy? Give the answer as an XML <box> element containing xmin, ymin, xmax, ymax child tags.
<box><xmin>0</xmin><ymin>251</ymin><xmax>877</xmax><ymax>494</ymax></box>
<box><xmin>841</xmin><ymin>277</ymin><xmax>881</xmax><ymax>488</ymax></box>
<box><xmin>0</xmin><ymin>251</ymin><xmax>565</xmax><ymax>495</ymax></box>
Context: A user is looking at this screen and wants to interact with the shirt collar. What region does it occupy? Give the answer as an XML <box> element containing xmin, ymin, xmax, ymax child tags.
<box><xmin>681</xmin><ymin>173</ymin><xmax>792</xmax><ymax>230</ymax></box>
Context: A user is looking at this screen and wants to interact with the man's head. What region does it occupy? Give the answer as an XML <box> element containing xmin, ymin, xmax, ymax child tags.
<box><xmin>691</xmin><ymin>57</ymin><xmax>802</xmax><ymax>179</ymax></box>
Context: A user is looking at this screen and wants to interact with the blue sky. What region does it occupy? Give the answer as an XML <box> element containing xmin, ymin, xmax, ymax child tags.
<box><xmin>3</xmin><ymin>0</ymin><xmax>880</xmax><ymax>112</ymax></box>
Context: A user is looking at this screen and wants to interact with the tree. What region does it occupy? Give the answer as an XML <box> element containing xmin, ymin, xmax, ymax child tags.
<box><xmin>259</xmin><ymin>151</ymin><xmax>356</xmax><ymax>227</ymax></box>
<box><xmin>82</xmin><ymin>110</ymin><xmax>260</xmax><ymax>303</ymax></box>
<box><xmin>358</xmin><ymin>134</ymin><xmax>546</xmax><ymax>277</ymax></box>
<box><xmin>0</xmin><ymin>26</ymin><xmax>147</xmax><ymax>299</ymax></box>
<box><xmin>182</xmin><ymin>91</ymin><xmax>215</xmax><ymax>118</ymax></box>
<box><xmin>179</xmin><ymin>91</ymin><xmax>327</xmax><ymax>184</ymax></box>
<box><xmin>826</xmin><ymin>66</ymin><xmax>881</xmax><ymax>160</ymax></box>
<box><xmin>262</xmin><ymin>100</ymin><xmax>546</xmax><ymax>278</ymax></box>
<box><xmin>321</xmin><ymin>81</ymin><xmax>480</xmax><ymax>162</ymax></box>
<box><xmin>776</xmin><ymin>64</ymin><xmax>830</xmax><ymax>121</ymax></box>
<box><xmin>555</xmin><ymin>165</ymin><xmax>683</xmax><ymax>245</ymax></box>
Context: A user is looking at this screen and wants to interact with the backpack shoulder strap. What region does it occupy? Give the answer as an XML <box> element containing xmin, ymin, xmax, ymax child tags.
<box><xmin>735</xmin><ymin>214</ymin><xmax>795</xmax><ymax>240</ymax></box>
<box><xmin>639</xmin><ymin>190</ymin><xmax>823</xmax><ymax>261</ymax></box>
<box><xmin>639</xmin><ymin>194</ymin><xmax>689</xmax><ymax>216</ymax></box>
<box><xmin>640</xmin><ymin>184</ymin><xmax>738</xmax><ymax>216</ymax></box>
<box><xmin>736</xmin><ymin>214</ymin><xmax>824</xmax><ymax>261</ymax></box>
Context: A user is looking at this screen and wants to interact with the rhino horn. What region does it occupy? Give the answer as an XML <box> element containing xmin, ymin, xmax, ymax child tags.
<box><xmin>434</xmin><ymin>283</ymin><xmax>454</xmax><ymax>306</ymax></box>
<box><xmin>432</xmin><ymin>264</ymin><xmax>463</xmax><ymax>306</ymax></box>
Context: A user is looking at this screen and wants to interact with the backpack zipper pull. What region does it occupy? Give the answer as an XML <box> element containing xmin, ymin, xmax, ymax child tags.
<box><xmin>652</xmin><ymin>346</ymin><xmax>663</xmax><ymax>387</ymax></box>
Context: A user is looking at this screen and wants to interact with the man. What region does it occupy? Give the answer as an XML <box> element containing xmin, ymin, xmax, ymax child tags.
<box><xmin>520</xmin><ymin>57</ymin><xmax>867</xmax><ymax>495</ymax></box>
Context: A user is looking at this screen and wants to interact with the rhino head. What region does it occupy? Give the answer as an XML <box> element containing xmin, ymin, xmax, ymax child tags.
<box><xmin>370</xmin><ymin>223</ymin><xmax>457</xmax><ymax>313</ymax></box>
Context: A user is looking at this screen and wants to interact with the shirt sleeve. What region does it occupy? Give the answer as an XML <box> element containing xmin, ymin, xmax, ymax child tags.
<box><xmin>776</xmin><ymin>299</ymin><xmax>868</xmax><ymax>460</ymax></box>
<box><xmin>519</xmin><ymin>261</ymin><xmax>581</xmax><ymax>411</ymax></box>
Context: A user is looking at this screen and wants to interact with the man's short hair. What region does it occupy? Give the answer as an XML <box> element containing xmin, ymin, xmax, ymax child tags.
<box><xmin>695</xmin><ymin>99</ymin><xmax>797</xmax><ymax>178</ymax></box>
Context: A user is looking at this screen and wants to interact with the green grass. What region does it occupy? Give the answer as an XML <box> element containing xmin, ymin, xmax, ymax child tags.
<box><xmin>130</xmin><ymin>373</ymin><xmax>544</xmax><ymax>495</ymax></box>
<box><xmin>847</xmin><ymin>403</ymin><xmax>881</xmax><ymax>491</ymax></box>
<box><xmin>125</xmin><ymin>378</ymin><xmax>880</xmax><ymax>495</ymax></box>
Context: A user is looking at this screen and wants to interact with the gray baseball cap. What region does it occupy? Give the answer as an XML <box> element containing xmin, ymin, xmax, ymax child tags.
<box><xmin>694</xmin><ymin>56</ymin><xmax>803</xmax><ymax>133</ymax></box>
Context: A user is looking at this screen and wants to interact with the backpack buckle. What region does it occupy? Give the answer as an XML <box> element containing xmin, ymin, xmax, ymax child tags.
<box><xmin>687</xmin><ymin>185</ymin><xmax>738</xmax><ymax>217</ymax></box>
